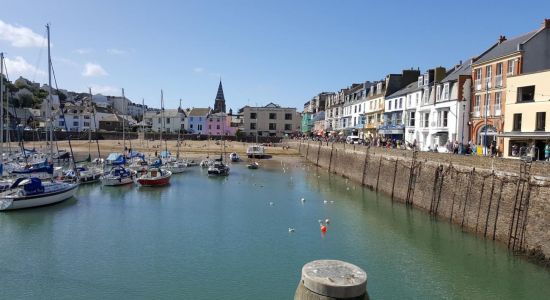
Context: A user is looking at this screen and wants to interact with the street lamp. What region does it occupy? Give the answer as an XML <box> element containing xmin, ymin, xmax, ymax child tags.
<box><xmin>461</xmin><ymin>102</ymin><xmax>466</xmax><ymax>154</ymax></box>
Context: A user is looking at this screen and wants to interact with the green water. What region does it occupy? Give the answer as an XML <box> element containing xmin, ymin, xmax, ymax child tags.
<box><xmin>0</xmin><ymin>160</ymin><xmax>548</xmax><ymax>299</ymax></box>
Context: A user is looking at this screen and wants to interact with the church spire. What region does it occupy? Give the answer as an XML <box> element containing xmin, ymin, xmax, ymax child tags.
<box><xmin>213</xmin><ymin>80</ymin><xmax>226</xmax><ymax>113</ymax></box>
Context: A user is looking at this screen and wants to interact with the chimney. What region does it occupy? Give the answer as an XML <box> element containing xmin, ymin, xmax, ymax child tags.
<box><xmin>498</xmin><ymin>35</ymin><xmax>507</xmax><ymax>43</ymax></box>
<box><xmin>544</xmin><ymin>18</ymin><xmax>550</xmax><ymax>29</ymax></box>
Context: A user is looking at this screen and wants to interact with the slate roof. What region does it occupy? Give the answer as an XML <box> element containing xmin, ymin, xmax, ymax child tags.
<box><xmin>188</xmin><ymin>107</ymin><xmax>211</xmax><ymax>117</ymax></box>
<box><xmin>442</xmin><ymin>59</ymin><xmax>472</xmax><ymax>82</ymax></box>
<box><xmin>386</xmin><ymin>82</ymin><xmax>420</xmax><ymax>99</ymax></box>
<box><xmin>475</xmin><ymin>31</ymin><xmax>538</xmax><ymax>64</ymax></box>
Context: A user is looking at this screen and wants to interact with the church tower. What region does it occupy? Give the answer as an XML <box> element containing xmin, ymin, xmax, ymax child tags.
<box><xmin>213</xmin><ymin>80</ymin><xmax>226</xmax><ymax>113</ymax></box>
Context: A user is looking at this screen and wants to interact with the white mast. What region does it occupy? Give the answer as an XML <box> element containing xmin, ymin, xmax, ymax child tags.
<box><xmin>0</xmin><ymin>52</ymin><xmax>4</xmax><ymax>157</ymax></box>
<box><xmin>121</xmin><ymin>88</ymin><xmax>126</xmax><ymax>151</ymax></box>
<box><xmin>46</xmin><ymin>24</ymin><xmax>54</xmax><ymax>156</ymax></box>
<box><xmin>160</xmin><ymin>90</ymin><xmax>164</xmax><ymax>154</ymax></box>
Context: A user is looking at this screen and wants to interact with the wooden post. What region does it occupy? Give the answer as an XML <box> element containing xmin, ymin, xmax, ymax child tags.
<box><xmin>391</xmin><ymin>158</ymin><xmax>398</xmax><ymax>201</ymax></box>
<box><xmin>295</xmin><ymin>260</ymin><xmax>368</xmax><ymax>300</ymax></box>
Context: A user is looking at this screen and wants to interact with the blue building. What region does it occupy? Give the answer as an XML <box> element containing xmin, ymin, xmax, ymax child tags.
<box><xmin>187</xmin><ymin>107</ymin><xmax>211</xmax><ymax>134</ymax></box>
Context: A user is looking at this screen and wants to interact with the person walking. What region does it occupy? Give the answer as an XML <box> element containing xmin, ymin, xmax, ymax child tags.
<box><xmin>545</xmin><ymin>142</ymin><xmax>550</xmax><ymax>161</ymax></box>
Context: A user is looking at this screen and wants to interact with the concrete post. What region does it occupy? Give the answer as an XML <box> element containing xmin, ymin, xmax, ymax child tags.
<box><xmin>295</xmin><ymin>260</ymin><xmax>368</xmax><ymax>300</ymax></box>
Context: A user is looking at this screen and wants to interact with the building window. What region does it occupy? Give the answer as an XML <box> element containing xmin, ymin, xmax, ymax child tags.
<box><xmin>423</xmin><ymin>113</ymin><xmax>429</xmax><ymax>128</ymax></box>
<box><xmin>399</xmin><ymin>98</ymin><xmax>402</xmax><ymax>109</ymax></box>
<box><xmin>59</xmin><ymin>121</ymin><xmax>65</xmax><ymax>126</ymax></box>
<box><xmin>443</xmin><ymin>83</ymin><xmax>450</xmax><ymax>100</ymax></box>
<box><xmin>474</xmin><ymin>95</ymin><xmax>481</xmax><ymax>113</ymax></box>
<box><xmin>436</xmin><ymin>85</ymin><xmax>441</xmax><ymax>101</ymax></box>
<box><xmin>73</xmin><ymin>121</ymin><xmax>78</xmax><ymax>126</ymax></box>
<box><xmin>387</xmin><ymin>100</ymin><xmax>392</xmax><ymax>110</ymax></box>
<box><xmin>166</xmin><ymin>118</ymin><xmax>170</xmax><ymax>124</ymax></box>
<box><xmin>249</xmin><ymin>113</ymin><xmax>257</xmax><ymax>119</ymax></box>
<box><xmin>250</xmin><ymin>123</ymin><xmax>256</xmax><ymax>130</ymax></box>
<box><xmin>269</xmin><ymin>113</ymin><xmax>276</xmax><ymax>120</ymax></box>
<box><xmin>536</xmin><ymin>112</ymin><xmax>546</xmax><ymax>131</ymax></box>
<box><xmin>507</xmin><ymin>59</ymin><xmax>516</xmax><ymax>75</ymax></box>
<box><xmin>423</xmin><ymin>75</ymin><xmax>429</xmax><ymax>86</ymax></box>
<box><xmin>517</xmin><ymin>86</ymin><xmax>535</xmax><ymax>102</ymax></box>
<box><xmin>443</xmin><ymin>110</ymin><xmax>448</xmax><ymax>127</ymax></box>
<box><xmin>158</xmin><ymin>118</ymin><xmax>161</xmax><ymax>123</ymax></box>
<box><xmin>84</xmin><ymin>115</ymin><xmax>90</xmax><ymax>119</ymax></box>
<box><xmin>208</xmin><ymin>125</ymin><xmax>211</xmax><ymax>129</ymax></box>
<box><xmin>269</xmin><ymin>123</ymin><xmax>276</xmax><ymax>130</ymax></box>
<box><xmin>418</xmin><ymin>76</ymin><xmax>423</xmax><ymax>87</ymax></box>
<box><xmin>197</xmin><ymin>124</ymin><xmax>202</xmax><ymax>131</ymax></box>
<box><xmin>495</xmin><ymin>92</ymin><xmax>502</xmax><ymax>113</ymax></box>
<box><xmin>190</xmin><ymin>124</ymin><xmax>193</xmax><ymax>129</ymax></box>
<box><xmin>216</xmin><ymin>125</ymin><xmax>220</xmax><ymax>129</ymax></box>
<box><xmin>84</xmin><ymin>122</ymin><xmax>90</xmax><ymax>127</ymax></box>
<box><xmin>475</xmin><ymin>68</ymin><xmax>482</xmax><ymax>90</ymax></box>
<box><xmin>513</xmin><ymin>113</ymin><xmax>522</xmax><ymax>131</ymax></box>
<box><xmin>284</xmin><ymin>124</ymin><xmax>292</xmax><ymax>131</ymax></box>
<box><xmin>409</xmin><ymin>112</ymin><xmax>415</xmax><ymax>127</ymax></box>
<box><xmin>285</xmin><ymin>113</ymin><xmax>292</xmax><ymax>120</ymax></box>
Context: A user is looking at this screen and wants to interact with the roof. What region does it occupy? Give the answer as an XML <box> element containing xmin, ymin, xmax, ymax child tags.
<box><xmin>215</xmin><ymin>81</ymin><xmax>225</xmax><ymax>101</ymax></box>
<box><xmin>442</xmin><ymin>59</ymin><xmax>472</xmax><ymax>82</ymax></box>
<box><xmin>386</xmin><ymin>82</ymin><xmax>419</xmax><ymax>99</ymax></box>
<box><xmin>100</xmin><ymin>114</ymin><xmax>119</xmax><ymax>122</ymax></box>
<box><xmin>475</xmin><ymin>31</ymin><xmax>538</xmax><ymax>65</ymax></box>
<box><xmin>188</xmin><ymin>107</ymin><xmax>211</xmax><ymax>116</ymax></box>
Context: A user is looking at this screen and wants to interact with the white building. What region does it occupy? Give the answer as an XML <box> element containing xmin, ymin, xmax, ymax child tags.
<box><xmin>145</xmin><ymin>109</ymin><xmax>186</xmax><ymax>133</ymax></box>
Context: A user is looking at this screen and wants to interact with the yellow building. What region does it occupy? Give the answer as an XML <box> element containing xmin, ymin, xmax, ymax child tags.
<box><xmin>501</xmin><ymin>69</ymin><xmax>550</xmax><ymax>159</ymax></box>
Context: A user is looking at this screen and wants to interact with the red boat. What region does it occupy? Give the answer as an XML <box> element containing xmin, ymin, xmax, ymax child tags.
<box><xmin>136</xmin><ymin>168</ymin><xmax>172</xmax><ymax>186</ymax></box>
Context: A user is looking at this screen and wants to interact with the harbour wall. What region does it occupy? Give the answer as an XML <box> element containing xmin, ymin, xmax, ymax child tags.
<box><xmin>292</xmin><ymin>140</ymin><xmax>550</xmax><ymax>264</ymax></box>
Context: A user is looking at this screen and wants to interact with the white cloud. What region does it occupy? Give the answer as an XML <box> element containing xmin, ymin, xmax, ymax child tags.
<box><xmin>0</xmin><ymin>20</ymin><xmax>47</xmax><ymax>48</ymax></box>
<box><xmin>4</xmin><ymin>56</ymin><xmax>46</xmax><ymax>80</ymax></box>
<box><xmin>88</xmin><ymin>84</ymin><xmax>118</xmax><ymax>95</ymax></box>
<box><xmin>82</xmin><ymin>62</ymin><xmax>108</xmax><ymax>77</ymax></box>
<box><xmin>107</xmin><ymin>48</ymin><xmax>127</xmax><ymax>55</ymax></box>
<box><xmin>193</xmin><ymin>67</ymin><xmax>204</xmax><ymax>73</ymax></box>
<box><xmin>75</xmin><ymin>48</ymin><xmax>92</xmax><ymax>54</ymax></box>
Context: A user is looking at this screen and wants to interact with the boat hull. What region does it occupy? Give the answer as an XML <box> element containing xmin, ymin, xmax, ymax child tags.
<box><xmin>102</xmin><ymin>177</ymin><xmax>134</xmax><ymax>186</ymax></box>
<box><xmin>0</xmin><ymin>184</ymin><xmax>78</xmax><ymax>211</ymax></box>
<box><xmin>137</xmin><ymin>176</ymin><xmax>171</xmax><ymax>186</ymax></box>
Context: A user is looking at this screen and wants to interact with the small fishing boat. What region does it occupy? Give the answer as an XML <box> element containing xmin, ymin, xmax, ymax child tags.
<box><xmin>165</xmin><ymin>160</ymin><xmax>186</xmax><ymax>174</ymax></box>
<box><xmin>207</xmin><ymin>160</ymin><xmax>230</xmax><ymax>176</ymax></box>
<box><xmin>247</xmin><ymin>162</ymin><xmax>259</xmax><ymax>169</ymax></box>
<box><xmin>62</xmin><ymin>166</ymin><xmax>103</xmax><ymax>184</ymax></box>
<box><xmin>136</xmin><ymin>168</ymin><xmax>172</xmax><ymax>186</ymax></box>
<box><xmin>185</xmin><ymin>159</ymin><xmax>199</xmax><ymax>167</ymax></box>
<box><xmin>229</xmin><ymin>152</ymin><xmax>240</xmax><ymax>162</ymax></box>
<box><xmin>0</xmin><ymin>177</ymin><xmax>78</xmax><ymax>211</ymax></box>
<box><xmin>102</xmin><ymin>166</ymin><xmax>135</xmax><ymax>186</ymax></box>
<box><xmin>200</xmin><ymin>158</ymin><xmax>213</xmax><ymax>168</ymax></box>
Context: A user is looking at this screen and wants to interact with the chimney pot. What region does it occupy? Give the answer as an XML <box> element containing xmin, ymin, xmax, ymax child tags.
<box><xmin>544</xmin><ymin>19</ymin><xmax>550</xmax><ymax>29</ymax></box>
<box><xmin>498</xmin><ymin>35</ymin><xmax>507</xmax><ymax>43</ymax></box>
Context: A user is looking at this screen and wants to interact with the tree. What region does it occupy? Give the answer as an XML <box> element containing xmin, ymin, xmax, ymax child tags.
<box><xmin>17</xmin><ymin>93</ymin><xmax>34</xmax><ymax>107</ymax></box>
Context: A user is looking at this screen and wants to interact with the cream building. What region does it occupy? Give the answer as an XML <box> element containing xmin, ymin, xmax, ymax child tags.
<box><xmin>501</xmin><ymin>69</ymin><xmax>550</xmax><ymax>159</ymax></box>
<box><xmin>242</xmin><ymin>103</ymin><xmax>301</xmax><ymax>137</ymax></box>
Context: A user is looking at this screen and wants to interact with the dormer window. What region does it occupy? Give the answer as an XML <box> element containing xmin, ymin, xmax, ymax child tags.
<box><xmin>376</xmin><ymin>82</ymin><xmax>382</xmax><ymax>94</ymax></box>
<box><xmin>418</xmin><ymin>76</ymin><xmax>423</xmax><ymax>87</ymax></box>
<box><xmin>423</xmin><ymin>75</ymin><xmax>429</xmax><ymax>86</ymax></box>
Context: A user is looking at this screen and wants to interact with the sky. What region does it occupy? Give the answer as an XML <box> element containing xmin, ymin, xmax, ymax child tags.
<box><xmin>1</xmin><ymin>0</ymin><xmax>549</xmax><ymax>111</ymax></box>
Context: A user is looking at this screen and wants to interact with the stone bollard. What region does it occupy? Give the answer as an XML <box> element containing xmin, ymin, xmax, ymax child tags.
<box><xmin>295</xmin><ymin>260</ymin><xmax>368</xmax><ymax>300</ymax></box>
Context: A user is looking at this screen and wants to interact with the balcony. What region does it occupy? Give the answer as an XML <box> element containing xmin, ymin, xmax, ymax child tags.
<box><xmin>485</xmin><ymin>78</ymin><xmax>492</xmax><ymax>89</ymax></box>
<box><xmin>495</xmin><ymin>75</ymin><xmax>503</xmax><ymax>87</ymax></box>
<box><xmin>475</xmin><ymin>79</ymin><xmax>481</xmax><ymax>91</ymax></box>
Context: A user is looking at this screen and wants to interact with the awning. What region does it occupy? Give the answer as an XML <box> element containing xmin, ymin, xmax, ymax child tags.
<box><xmin>378</xmin><ymin>129</ymin><xmax>404</xmax><ymax>135</ymax></box>
<box><xmin>498</xmin><ymin>132</ymin><xmax>550</xmax><ymax>138</ymax></box>
<box><xmin>433</xmin><ymin>131</ymin><xmax>448</xmax><ymax>136</ymax></box>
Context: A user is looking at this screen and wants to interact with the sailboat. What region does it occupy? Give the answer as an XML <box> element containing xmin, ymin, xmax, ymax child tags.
<box><xmin>0</xmin><ymin>24</ymin><xmax>78</xmax><ymax>210</ymax></box>
<box><xmin>207</xmin><ymin>114</ymin><xmax>229</xmax><ymax>176</ymax></box>
<box><xmin>136</xmin><ymin>90</ymin><xmax>172</xmax><ymax>186</ymax></box>
<box><xmin>164</xmin><ymin>99</ymin><xmax>186</xmax><ymax>174</ymax></box>
<box><xmin>101</xmin><ymin>88</ymin><xmax>136</xmax><ymax>186</ymax></box>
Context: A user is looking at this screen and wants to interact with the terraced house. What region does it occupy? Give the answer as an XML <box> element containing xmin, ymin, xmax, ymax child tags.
<box><xmin>470</xmin><ymin>19</ymin><xmax>550</xmax><ymax>155</ymax></box>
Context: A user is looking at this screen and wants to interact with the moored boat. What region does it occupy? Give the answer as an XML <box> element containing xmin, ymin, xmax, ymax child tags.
<box><xmin>0</xmin><ymin>177</ymin><xmax>78</xmax><ymax>211</ymax></box>
<box><xmin>229</xmin><ymin>152</ymin><xmax>240</xmax><ymax>162</ymax></box>
<box><xmin>136</xmin><ymin>168</ymin><xmax>172</xmax><ymax>186</ymax></box>
<box><xmin>165</xmin><ymin>161</ymin><xmax>186</xmax><ymax>174</ymax></box>
<box><xmin>247</xmin><ymin>162</ymin><xmax>259</xmax><ymax>169</ymax></box>
<box><xmin>102</xmin><ymin>166</ymin><xmax>136</xmax><ymax>186</ymax></box>
<box><xmin>207</xmin><ymin>160</ymin><xmax>230</xmax><ymax>176</ymax></box>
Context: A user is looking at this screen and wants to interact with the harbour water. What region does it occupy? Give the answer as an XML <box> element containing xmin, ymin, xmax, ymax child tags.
<box><xmin>0</xmin><ymin>159</ymin><xmax>549</xmax><ymax>299</ymax></box>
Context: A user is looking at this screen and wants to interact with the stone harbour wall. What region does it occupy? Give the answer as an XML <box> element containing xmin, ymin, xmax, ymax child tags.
<box><xmin>293</xmin><ymin>140</ymin><xmax>550</xmax><ymax>264</ymax></box>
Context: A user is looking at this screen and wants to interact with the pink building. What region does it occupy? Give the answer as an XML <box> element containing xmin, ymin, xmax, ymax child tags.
<box><xmin>205</xmin><ymin>112</ymin><xmax>236</xmax><ymax>136</ymax></box>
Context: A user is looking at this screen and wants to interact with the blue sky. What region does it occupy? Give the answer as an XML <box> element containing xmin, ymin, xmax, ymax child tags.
<box><xmin>1</xmin><ymin>0</ymin><xmax>549</xmax><ymax>111</ymax></box>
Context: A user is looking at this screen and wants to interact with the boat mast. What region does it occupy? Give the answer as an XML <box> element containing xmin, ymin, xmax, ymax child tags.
<box><xmin>177</xmin><ymin>99</ymin><xmax>181</xmax><ymax>159</ymax></box>
<box><xmin>90</xmin><ymin>88</ymin><xmax>101</xmax><ymax>159</ymax></box>
<box><xmin>141</xmin><ymin>98</ymin><xmax>145</xmax><ymax>146</ymax></box>
<box><xmin>6</xmin><ymin>89</ymin><xmax>10</xmax><ymax>153</ymax></box>
<box><xmin>121</xmin><ymin>88</ymin><xmax>126</xmax><ymax>151</ymax></box>
<box><xmin>0</xmin><ymin>52</ymin><xmax>4</xmax><ymax>158</ymax></box>
<box><xmin>46</xmin><ymin>24</ymin><xmax>54</xmax><ymax>157</ymax></box>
